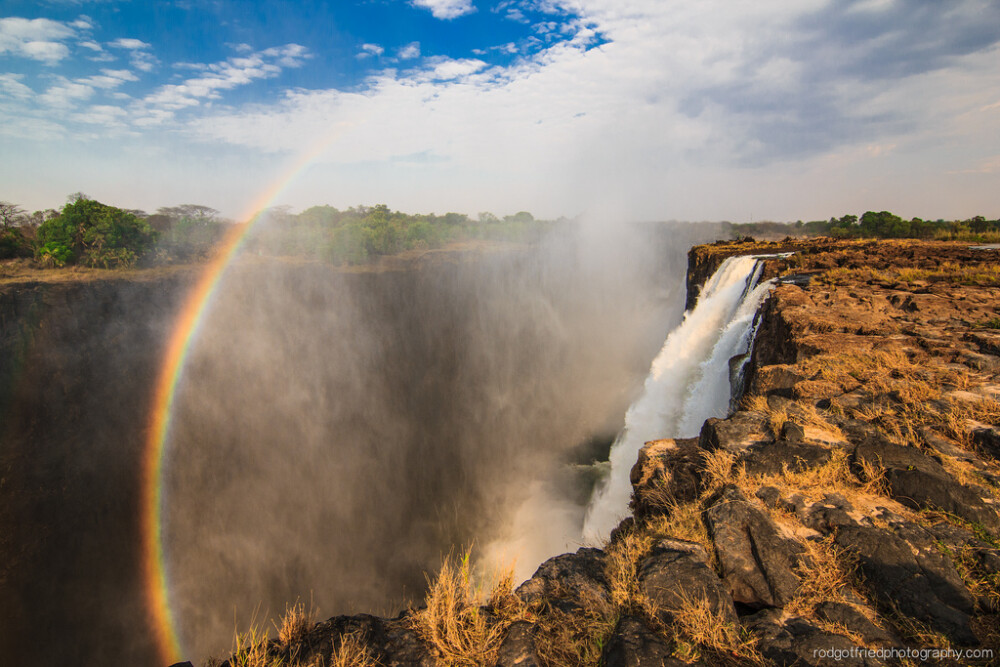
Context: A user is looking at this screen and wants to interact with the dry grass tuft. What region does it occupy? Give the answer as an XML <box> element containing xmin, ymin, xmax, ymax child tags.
<box><xmin>701</xmin><ymin>448</ymin><xmax>737</xmax><ymax>493</ymax></box>
<box><xmin>276</xmin><ymin>601</ymin><xmax>316</xmax><ymax>650</ymax></box>
<box><xmin>645</xmin><ymin>501</ymin><xmax>714</xmax><ymax>562</ymax></box>
<box><xmin>786</xmin><ymin>537</ymin><xmax>857</xmax><ymax>619</ymax></box>
<box><xmin>531</xmin><ymin>592</ymin><xmax>618</xmax><ymax>667</ymax></box>
<box><xmin>411</xmin><ymin>549</ymin><xmax>524</xmax><ymax>667</ymax></box>
<box><xmin>604</xmin><ymin>529</ymin><xmax>655</xmax><ymax>610</ymax></box>
<box><xmin>228</xmin><ymin>619</ymin><xmax>280</xmax><ymax>667</ymax></box>
<box><xmin>743</xmin><ymin>448</ymin><xmax>859</xmax><ymax>505</ymax></box>
<box><xmin>329</xmin><ymin>630</ymin><xmax>379</xmax><ymax>667</ymax></box>
<box><xmin>668</xmin><ymin>590</ymin><xmax>762</xmax><ymax>664</ymax></box>
<box><xmin>855</xmin><ymin>456</ymin><xmax>890</xmax><ymax>496</ymax></box>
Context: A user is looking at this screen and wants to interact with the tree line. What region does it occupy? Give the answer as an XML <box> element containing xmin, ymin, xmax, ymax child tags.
<box><xmin>727</xmin><ymin>211</ymin><xmax>1000</xmax><ymax>242</ymax></box>
<box><xmin>0</xmin><ymin>195</ymin><xmax>553</xmax><ymax>269</ymax></box>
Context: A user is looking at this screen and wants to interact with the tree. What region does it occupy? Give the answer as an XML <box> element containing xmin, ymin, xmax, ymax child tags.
<box><xmin>0</xmin><ymin>201</ymin><xmax>26</xmax><ymax>229</ymax></box>
<box><xmin>37</xmin><ymin>198</ymin><xmax>158</xmax><ymax>268</ymax></box>
<box><xmin>505</xmin><ymin>211</ymin><xmax>535</xmax><ymax>224</ymax></box>
<box><xmin>859</xmin><ymin>211</ymin><xmax>901</xmax><ymax>237</ymax></box>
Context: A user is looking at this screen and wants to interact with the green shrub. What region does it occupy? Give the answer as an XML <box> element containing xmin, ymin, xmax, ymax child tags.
<box><xmin>0</xmin><ymin>227</ymin><xmax>34</xmax><ymax>259</ymax></box>
<box><xmin>36</xmin><ymin>199</ymin><xmax>157</xmax><ymax>267</ymax></box>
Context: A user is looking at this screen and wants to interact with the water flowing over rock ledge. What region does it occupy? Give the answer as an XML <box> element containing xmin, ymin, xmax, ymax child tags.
<box><xmin>195</xmin><ymin>239</ymin><xmax>1000</xmax><ymax>667</ymax></box>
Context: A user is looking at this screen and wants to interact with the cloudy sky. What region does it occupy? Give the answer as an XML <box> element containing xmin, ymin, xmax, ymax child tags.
<box><xmin>1</xmin><ymin>0</ymin><xmax>999</xmax><ymax>222</ymax></box>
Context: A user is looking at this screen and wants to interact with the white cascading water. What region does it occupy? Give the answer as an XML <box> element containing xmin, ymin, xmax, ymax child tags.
<box><xmin>582</xmin><ymin>255</ymin><xmax>774</xmax><ymax>541</ymax></box>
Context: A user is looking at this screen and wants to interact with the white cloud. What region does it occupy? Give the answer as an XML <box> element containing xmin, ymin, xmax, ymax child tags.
<box><xmin>0</xmin><ymin>73</ymin><xmax>34</xmax><ymax>99</ymax></box>
<box><xmin>70</xmin><ymin>17</ymin><xmax>95</xmax><ymax>30</ymax></box>
<box><xmin>80</xmin><ymin>39</ymin><xmax>116</xmax><ymax>62</ymax></box>
<box><xmin>262</xmin><ymin>43</ymin><xmax>310</xmax><ymax>68</ymax></box>
<box><xmin>109</xmin><ymin>37</ymin><xmax>151</xmax><ymax>50</ymax></box>
<box><xmin>0</xmin><ymin>17</ymin><xmax>75</xmax><ymax>64</ymax></box>
<box><xmin>410</xmin><ymin>0</ymin><xmax>475</xmax><ymax>20</ymax></box>
<box><xmin>138</xmin><ymin>44</ymin><xmax>310</xmax><ymax>120</ymax></box>
<box><xmin>397</xmin><ymin>41</ymin><xmax>421</xmax><ymax>60</ymax></box>
<box><xmin>73</xmin><ymin>104</ymin><xmax>129</xmax><ymax>126</ymax></box>
<box><xmin>175</xmin><ymin>0</ymin><xmax>1000</xmax><ymax>221</ymax></box>
<box><xmin>422</xmin><ymin>57</ymin><xmax>488</xmax><ymax>81</ymax></box>
<box><xmin>358</xmin><ymin>43</ymin><xmax>384</xmax><ymax>58</ymax></box>
<box><xmin>5</xmin><ymin>0</ymin><xmax>1000</xmax><ymax>222</ymax></box>
<box><xmin>38</xmin><ymin>79</ymin><xmax>96</xmax><ymax>109</ymax></box>
<box><xmin>108</xmin><ymin>37</ymin><xmax>158</xmax><ymax>71</ymax></box>
<box><xmin>79</xmin><ymin>68</ymin><xmax>139</xmax><ymax>89</ymax></box>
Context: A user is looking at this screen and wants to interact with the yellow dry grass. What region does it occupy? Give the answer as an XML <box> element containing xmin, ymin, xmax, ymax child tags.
<box><xmin>645</xmin><ymin>501</ymin><xmax>715</xmax><ymax>562</ymax></box>
<box><xmin>328</xmin><ymin>631</ymin><xmax>379</xmax><ymax>667</ymax></box>
<box><xmin>531</xmin><ymin>592</ymin><xmax>618</xmax><ymax>667</ymax></box>
<box><xmin>785</xmin><ymin>537</ymin><xmax>856</xmax><ymax>618</ymax></box>
<box><xmin>667</xmin><ymin>590</ymin><xmax>762</xmax><ymax>664</ymax></box>
<box><xmin>228</xmin><ymin>619</ymin><xmax>281</xmax><ymax>667</ymax></box>
<box><xmin>276</xmin><ymin>601</ymin><xmax>316</xmax><ymax>650</ymax></box>
<box><xmin>410</xmin><ymin>549</ymin><xmax>526</xmax><ymax>667</ymax></box>
<box><xmin>819</xmin><ymin>262</ymin><xmax>1000</xmax><ymax>287</ymax></box>
<box><xmin>604</xmin><ymin>529</ymin><xmax>655</xmax><ymax>610</ymax></box>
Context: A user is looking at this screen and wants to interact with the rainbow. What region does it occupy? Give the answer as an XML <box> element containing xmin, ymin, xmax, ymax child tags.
<box><xmin>141</xmin><ymin>138</ymin><xmax>339</xmax><ymax>665</ymax></box>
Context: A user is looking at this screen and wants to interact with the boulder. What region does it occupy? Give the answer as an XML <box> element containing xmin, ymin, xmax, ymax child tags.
<box><xmin>813</xmin><ymin>601</ymin><xmax>901</xmax><ymax>648</ymax></box>
<box><xmin>740</xmin><ymin>439</ymin><xmax>832</xmax><ymax>477</ymax></box>
<box><xmin>637</xmin><ymin>539</ymin><xmax>738</xmax><ymax>627</ymax></box>
<box><xmin>493</xmin><ymin>621</ymin><xmax>540</xmax><ymax>667</ymax></box>
<box><xmin>801</xmin><ymin>493</ymin><xmax>858</xmax><ymax>533</ymax></box>
<box><xmin>833</xmin><ymin>524</ymin><xmax>978</xmax><ymax>645</ymax></box>
<box><xmin>753</xmin><ymin>365</ymin><xmax>809</xmax><ymax>398</ymax></box>
<box><xmin>973</xmin><ymin>424</ymin><xmax>1000</xmax><ymax>461</ymax></box>
<box><xmin>699</xmin><ymin>412</ymin><xmax>771</xmax><ymax>453</ymax></box>
<box><xmin>515</xmin><ymin>548</ymin><xmax>610</xmax><ymax>613</ymax></box>
<box><xmin>630</xmin><ymin>438</ymin><xmax>703</xmax><ymax>516</ymax></box>
<box><xmin>743</xmin><ymin>609</ymin><xmax>884</xmax><ymax>666</ymax></box>
<box><xmin>377</xmin><ymin>615</ymin><xmax>436</xmax><ymax>667</ymax></box>
<box><xmin>852</xmin><ymin>438</ymin><xmax>1000</xmax><ymax>534</ymax></box>
<box><xmin>704</xmin><ymin>485</ymin><xmax>807</xmax><ymax>608</ymax></box>
<box><xmin>601</xmin><ymin>615</ymin><xmax>694</xmax><ymax>667</ymax></box>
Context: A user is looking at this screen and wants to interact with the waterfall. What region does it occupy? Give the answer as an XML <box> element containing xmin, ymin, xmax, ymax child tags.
<box><xmin>582</xmin><ymin>255</ymin><xmax>774</xmax><ymax>541</ymax></box>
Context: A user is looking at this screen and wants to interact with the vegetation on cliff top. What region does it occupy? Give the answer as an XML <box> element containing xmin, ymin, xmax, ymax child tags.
<box><xmin>727</xmin><ymin>211</ymin><xmax>1000</xmax><ymax>243</ymax></box>
<box><xmin>0</xmin><ymin>195</ymin><xmax>556</xmax><ymax>271</ymax></box>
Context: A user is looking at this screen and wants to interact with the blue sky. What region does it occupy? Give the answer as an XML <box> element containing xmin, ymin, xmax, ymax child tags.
<box><xmin>2</xmin><ymin>0</ymin><xmax>999</xmax><ymax>221</ymax></box>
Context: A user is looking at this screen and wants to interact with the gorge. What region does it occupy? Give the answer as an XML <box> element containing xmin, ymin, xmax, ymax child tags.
<box><xmin>3</xmin><ymin>234</ymin><xmax>1000</xmax><ymax>667</ymax></box>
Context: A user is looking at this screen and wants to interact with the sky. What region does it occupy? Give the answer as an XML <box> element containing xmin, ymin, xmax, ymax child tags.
<box><xmin>1</xmin><ymin>0</ymin><xmax>999</xmax><ymax>222</ymax></box>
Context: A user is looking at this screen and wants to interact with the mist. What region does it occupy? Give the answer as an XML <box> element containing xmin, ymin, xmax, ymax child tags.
<box><xmin>1</xmin><ymin>219</ymin><xmax>720</xmax><ymax>665</ymax></box>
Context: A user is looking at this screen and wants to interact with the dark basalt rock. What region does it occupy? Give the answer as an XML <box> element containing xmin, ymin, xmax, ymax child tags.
<box><xmin>813</xmin><ymin>601</ymin><xmax>901</xmax><ymax>648</ymax></box>
<box><xmin>378</xmin><ymin>615</ymin><xmax>436</xmax><ymax>667</ymax></box>
<box><xmin>740</xmin><ymin>439</ymin><xmax>833</xmax><ymax>477</ymax></box>
<box><xmin>704</xmin><ymin>485</ymin><xmax>807</xmax><ymax>608</ymax></box>
<box><xmin>852</xmin><ymin>438</ymin><xmax>1000</xmax><ymax>534</ymax></box>
<box><xmin>743</xmin><ymin>609</ymin><xmax>885</xmax><ymax>666</ymax></box>
<box><xmin>973</xmin><ymin>424</ymin><xmax>1000</xmax><ymax>461</ymax></box>
<box><xmin>699</xmin><ymin>412</ymin><xmax>771</xmax><ymax>453</ymax></box>
<box><xmin>630</xmin><ymin>438</ymin><xmax>704</xmax><ymax>517</ymax></box>
<box><xmin>601</xmin><ymin>615</ymin><xmax>695</xmax><ymax>667</ymax></box>
<box><xmin>801</xmin><ymin>493</ymin><xmax>859</xmax><ymax>533</ymax></box>
<box><xmin>753</xmin><ymin>364</ymin><xmax>810</xmax><ymax>398</ymax></box>
<box><xmin>637</xmin><ymin>539</ymin><xmax>738</xmax><ymax>627</ymax></box>
<box><xmin>515</xmin><ymin>547</ymin><xmax>610</xmax><ymax>613</ymax></box>
<box><xmin>493</xmin><ymin>621</ymin><xmax>540</xmax><ymax>667</ymax></box>
<box><xmin>833</xmin><ymin>524</ymin><xmax>978</xmax><ymax>645</ymax></box>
